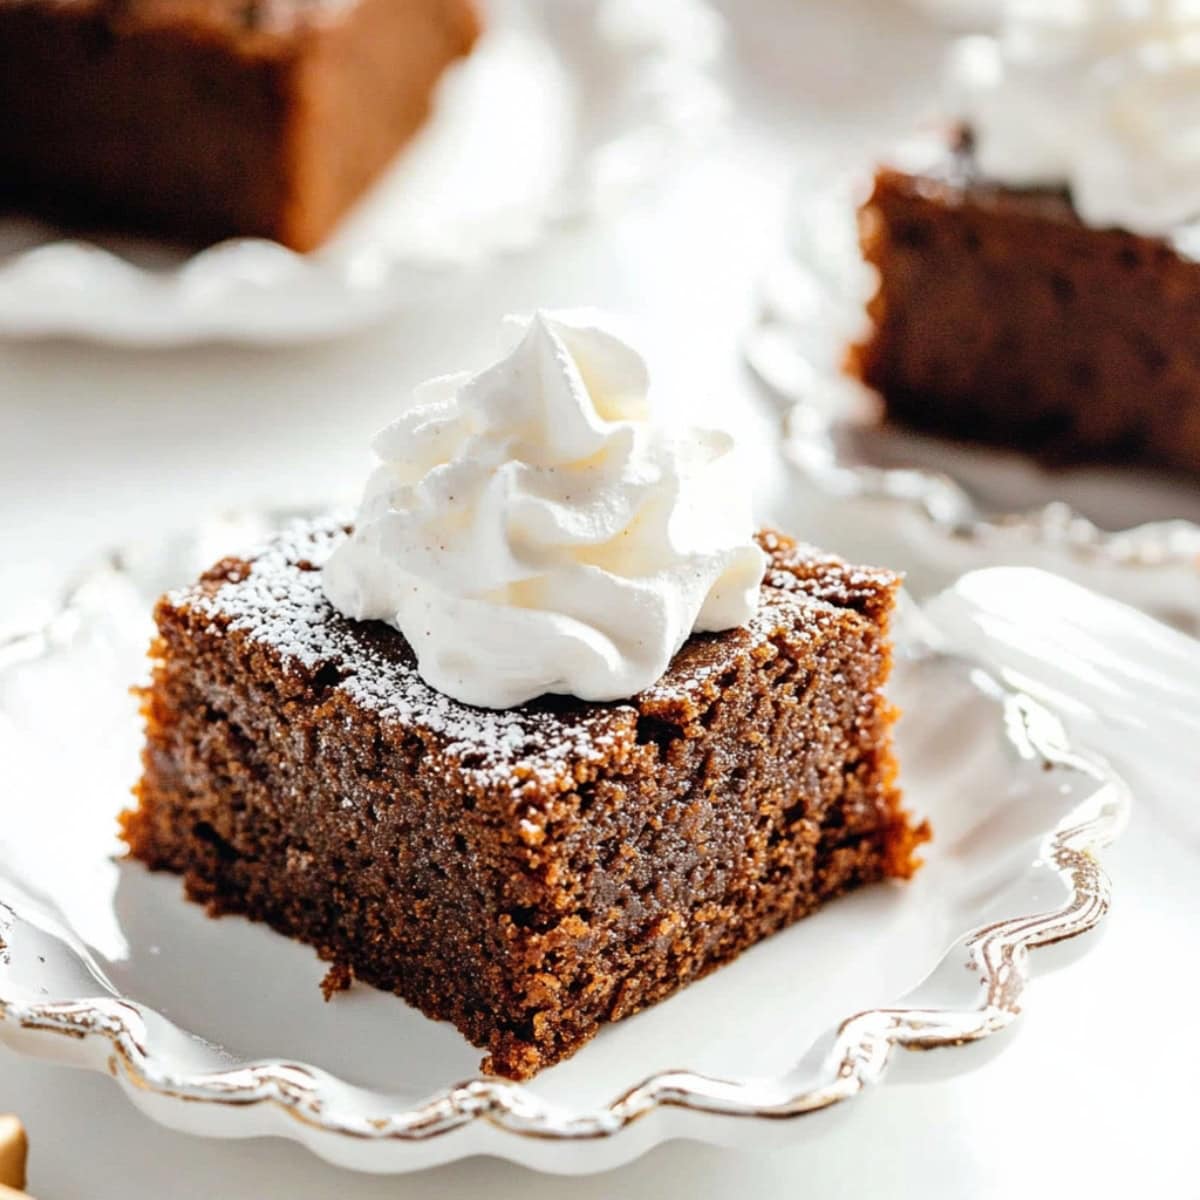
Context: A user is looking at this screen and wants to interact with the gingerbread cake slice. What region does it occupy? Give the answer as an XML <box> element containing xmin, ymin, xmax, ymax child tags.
<box><xmin>849</xmin><ymin>137</ymin><xmax>1200</xmax><ymax>475</ymax></box>
<box><xmin>0</xmin><ymin>0</ymin><xmax>481</xmax><ymax>251</ymax></box>
<box><xmin>122</xmin><ymin>518</ymin><xmax>926</xmax><ymax>1079</ymax></box>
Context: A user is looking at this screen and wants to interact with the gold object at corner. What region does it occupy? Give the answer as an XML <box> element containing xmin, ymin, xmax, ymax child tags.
<box><xmin>0</xmin><ymin>1114</ymin><xmax>28</xmax><ymax>1195</ymax></box>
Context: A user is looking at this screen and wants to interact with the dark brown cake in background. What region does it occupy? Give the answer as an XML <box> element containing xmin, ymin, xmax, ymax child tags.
<box><xmin>121</xmin><ymin>519</ymin><xmax>926</xmax><ymax>1079</ymax></box>
<box><xmin>0</xmin><ymin>0</ymin><xmax>481</xmax><ymax>252</ymax></box>
<box><xmin>849</xmin><ymin>137</ymin><xmax>1200</xmax><ymax>475</ymax></box>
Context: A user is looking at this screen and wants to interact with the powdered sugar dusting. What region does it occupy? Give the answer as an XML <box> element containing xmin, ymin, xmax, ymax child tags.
<box><xmin>181</xmin><ymin>518</ymin><xmax>637</xmax><ymax>789</ymax></box>
<box><xmin>175</xmin><ymin>518</ymin><xmax>894</xmax><ymax>789</ymax></box>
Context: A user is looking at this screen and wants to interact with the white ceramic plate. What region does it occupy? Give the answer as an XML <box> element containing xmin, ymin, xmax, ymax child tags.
<box><xmin>0</xmin><ymin>0</ymin><xmax>725</xmax><ymax>347</ymax></box>
<box><xmin>0</xmin><ymin>512</ymin><xmax>1136</xmax><ymax>1174</ymax></box>
<box><xmin>745</xmin><ymin>154</ymin><xmax>1200</xmax><ymax>636</ymax></box>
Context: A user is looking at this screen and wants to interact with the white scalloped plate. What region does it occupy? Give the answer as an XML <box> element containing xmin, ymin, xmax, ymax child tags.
<box><xmin>745</xmin><ymin>154</ymin><xmax>1200</xmax><ymax>637</ymax></box>
<box><xmin>0</xmin><ymin>512</ymin><xmax>1137</xmax><ymax>1174</ymax></box>
<box><xmin>0</xmin><ymin>0</ymin><xmax>725</xmax><ymax>347</ymax></box>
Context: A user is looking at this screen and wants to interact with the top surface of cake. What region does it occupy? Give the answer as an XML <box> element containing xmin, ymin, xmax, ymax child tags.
<box><xmin>173</xmin><ymin>517</ymin><xmax>899</xmax><ymax>792</ymax></box>
<box><xmin>882</xmin><ymin>134</ymin><xmax>1097</xmax><ymax>232</ymax></box>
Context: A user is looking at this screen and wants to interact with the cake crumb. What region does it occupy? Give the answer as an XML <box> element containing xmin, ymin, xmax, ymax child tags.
<box><xmin>320</xmin><ymin>961</ymin><xmax>354</xmax><ymax>1000</ymax></box>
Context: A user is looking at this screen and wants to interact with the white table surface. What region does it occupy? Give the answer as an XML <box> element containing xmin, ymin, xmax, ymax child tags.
<box><xmin>2</xmin><ymin>1</ymin><xmax>1197</xmax><ymax>1195</ymax></box>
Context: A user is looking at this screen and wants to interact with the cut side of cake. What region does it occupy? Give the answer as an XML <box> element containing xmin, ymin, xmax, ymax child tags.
<box><xmin>122</xmin><ymin>519</ymin><xmax>927</xmax><ymax>1080</ymax></box>
<box><xmin>849</xmin><ymin>138</ymin><xmax>1200</xmax><ymax>476</ymax></box>
<box><xmin>0</xmin><ymin>0</ymin><xmax>481</xmax><ymax>251</ymax></box>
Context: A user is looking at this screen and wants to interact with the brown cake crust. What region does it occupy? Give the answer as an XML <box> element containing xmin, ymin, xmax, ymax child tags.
<box><xmin>849</xmin><ymin>135</ymin><xmax>1200</xmax><ymax>474</ymax></box>
<box><xmin>122</xmin><ymin>519</ymin><xmax>927</xmax><ymax>1079</ymax></box>
<box><xmin>0</xmin><ymin>0</ymin><xmax>481</xmax><ymax>250</ymax></box>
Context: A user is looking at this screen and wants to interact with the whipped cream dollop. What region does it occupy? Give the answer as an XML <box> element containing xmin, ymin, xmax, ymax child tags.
<box><xmin>950</xmin><ymin>1</ymin><xmax>1200</xmax><ymax>235</ymax></box>
<box><xmin>322</xmin><ymin>312</ymin><xmax>766</xmax><ymax>710</ymax></box>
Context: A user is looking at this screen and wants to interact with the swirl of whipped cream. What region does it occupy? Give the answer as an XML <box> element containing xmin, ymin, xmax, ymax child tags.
<box><xmin>322</xmin><ymin>312</ymin><xmax>766</xmax><ymax>710</ymax></box>
<box><xmin>950</xmin><ymin>1</ymin><xmax>1200</xmax><ymax>235</ymax></box>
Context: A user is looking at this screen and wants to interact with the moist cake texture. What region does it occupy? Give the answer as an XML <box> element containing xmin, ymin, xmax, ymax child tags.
<box><xmin>0</xmin><ymin>0</ymin><xmax>481</xmax><ymax>251</ymax></box>
<box><xmin>122</xmin><ymin>519</ymin><xmax>927</xmax><ymax>1079</ymax></box>
<box><xmin>849</xmin><ymin>137</ymin><xmax>1200</xmax><ymax>475</ymax></box>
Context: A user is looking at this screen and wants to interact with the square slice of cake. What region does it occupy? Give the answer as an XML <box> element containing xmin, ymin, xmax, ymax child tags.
<box><xmin>848</xmin><ymin>137</ymin><xmax>1200</xmax><ymax>475</ymax></box>
<box><xmin>122</xmin><ymin>519</ymin><xmax>926</xmax><ymax>1079</ymax></box>
<box><xmin>0</xmin><ymin>0</ymin><xmax>481</xmax><ymax>251</ymax></box>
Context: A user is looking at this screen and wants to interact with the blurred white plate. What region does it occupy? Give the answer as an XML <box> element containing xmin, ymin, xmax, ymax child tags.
<box><xmin>0</xmin><ymin>512</ymin><xmax>1138</xmax><ymax>1174</ymax></box>
<box><xmin>904</xmin><ymin>0</ymin><xmax>1001</xmax><ymax>29</ymax></box>
<box><xmin>0</xmin><ymin>0</ymin><xmax>725</xmax><ymax>347</ymax></box>
<box><xmin>745</xmin><ymin>161</ymin><xmax>1200</xmax><ymax>636</ymax></box>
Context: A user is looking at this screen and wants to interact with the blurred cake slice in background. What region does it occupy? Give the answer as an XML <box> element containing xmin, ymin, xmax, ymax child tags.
<box><xmin>0</xmin><ymin>0</ymin><xmax>481</xmax><ymax>252</ymax></box>
<box><xmin>849</xmin><ymin>6</ymin><xmax>1200</xmax><ymax>476</ymax></box>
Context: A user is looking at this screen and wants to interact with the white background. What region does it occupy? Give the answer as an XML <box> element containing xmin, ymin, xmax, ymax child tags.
<box><xmin>1</xmin><ymin>1</ymin><xmax>1196</xmax><ymax>1195</ymax></box>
